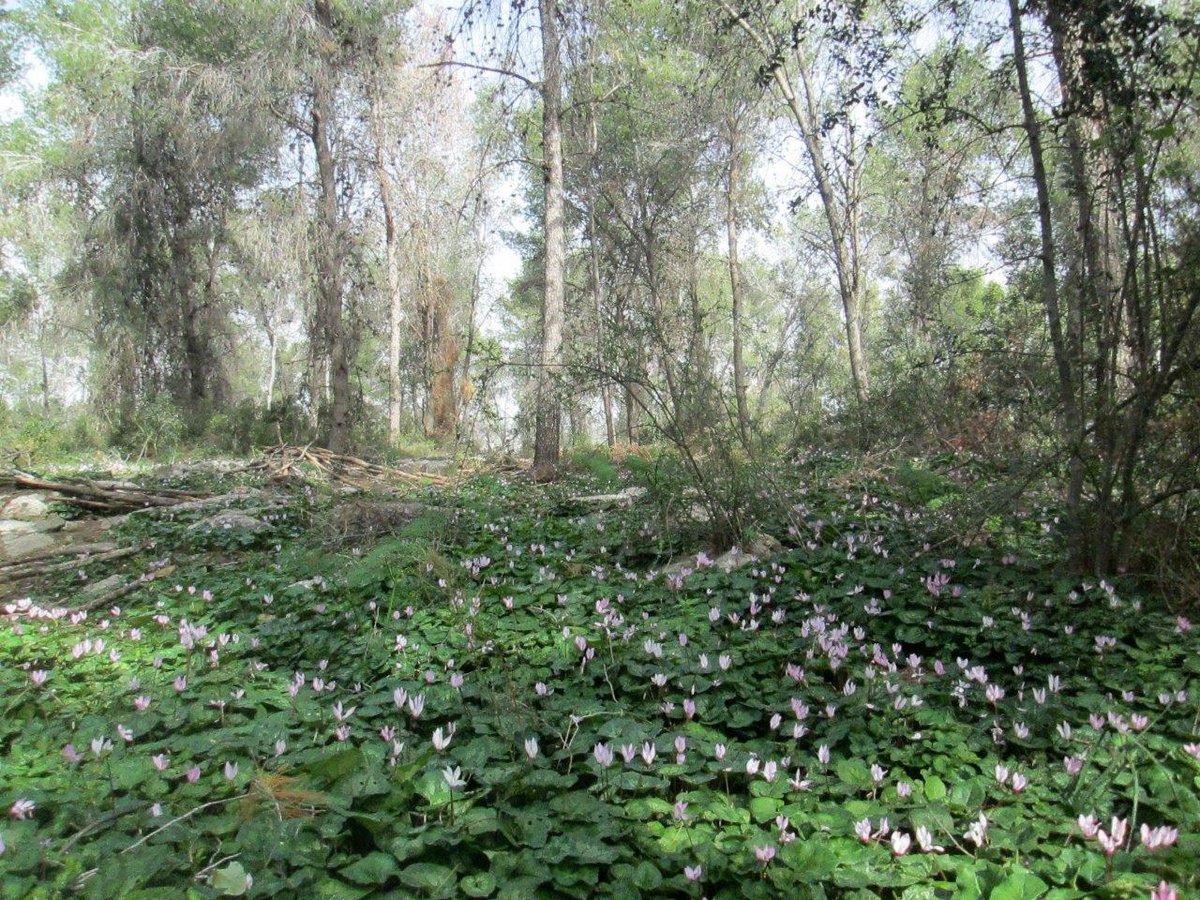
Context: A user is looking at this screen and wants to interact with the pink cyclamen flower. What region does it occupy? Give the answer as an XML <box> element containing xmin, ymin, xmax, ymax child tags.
<box><xmin>63</xmin><ymin>744</ymin><xmax>83</xmax><ymax>765</ymax></box>
<box><xmin>524</xmin><ymin>737</ymin><xmax>539</xmax><ymax>760</ymax></box>
<box><xmin>1078</xmin><ymin>814</ymin><xmax>1100</xmax><ymax>838</ymax></box>
<box><xmin>1096</xmin><ymin>817</ymin><xmax>1128</xmax><ymax>856</ymax></box>
<box><xmin>1181</xmin><ymin>743</ymin><xmax>1200</xmax><ymax>760</ymax></box>
<box><xmin>673</xmin><ymin>800</ymin><xmax>689</xmax><ymax>822</ymax></box>
<box><xmin>223</xmin><ymin>761</ymin><xmax>238</xmax><ymax>781</ymax></box>
<box><xmin>593</xmin><ymin>743</ymin><xmax>614</xmax><ymax>768</ymax></box>
<box><xmin>1140</xmin><ymin>824</ymin><xmax>1178</xmax><ymax>851</ymax></box>
<box><xmin>915</xmin><ymin>825</ymin><xmax>944</xmax><ymax>853</ymax></box>
<box><xmin>1064</xmin><ymin>756</ymin><xmax>1084</xmax><ymax>775</ymax></box>
<box><xmin>890</xmin><ymin>831</ymin><xmax>912</xmax><ymax>856</ymax></box>
<box><xmin>9</xmin><ymin>800</ymin><xmax>35</xmax><ymax>820</ymax></box>
<box><xmin>684</xmin><ymin>865</ymin><xmax>702</xmax><ymax>882</ymax></box>
<box><xmin>1151</xmin><ymin>882</ymin><xmax>1178</xmax><ymax>900</ymax></box>
<box><xmin>186</xmin><ymin>766</ymin><xmax>201</xmax><ymax>783</ymax></box>
<box><xmin>641</xmin><ymin>743</ymin><xmax>657</xmax><ymax>766</ymax></box>
<box><xmin>133</xmin><ymin>696</ymin><xmax>151</xmax><ymax>711</ymax></box>
<box><xmin>964</xmin><ymin>814</ymin><xmax>988</xmax><ymax>847</ymax></box>
<box><xmin>30</xmin><ymin>670</ymin><xmax>48</xmax><ymax>687</ymax></box>
<box><xmin>854</xmin><ymin>818</ymin><xmax>872</xmax><ymax>843</ymax></box>
<box><xmin>1011</xmin><ymin>772</ymin><xmax>1028</xmax><ymax>793</ymax></box>
<box><xmin>152</xmin><ymin>754</ymin><xmax>169</xmax><ymax>772</ymax></box>
<box><xmin>753</xmin><ymin>845</ymin><xmax>776</xmax><ymax>865</ymax></box>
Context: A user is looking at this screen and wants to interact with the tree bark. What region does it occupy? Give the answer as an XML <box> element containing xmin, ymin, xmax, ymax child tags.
<box><xmin>725</xmin><ymin>120</ymin><xmax>751</xmax><ymax>446</ymax></box>
<box><xmin>312</xmin><ymin>0</ymin><xmax>350</xmax><ymax>453</ymax></box>
<box><xmin>369</xmin><ymin>92</ymin><xmax>404</xmax><ymax>447</ymax></box>
<box><xmin>715</xmin><ymin>0</ymin><xmax>869</xmax><ymax>413</ymax></box>
<box><xmin>1009</xmin><ymin>0</ymin><xmax>1086</xmax><ymax>568</ymax></box>
<box><xmin>532</xmin><ymin>0</ymin><xmax>565</xmax><ymax>481</ymax></box>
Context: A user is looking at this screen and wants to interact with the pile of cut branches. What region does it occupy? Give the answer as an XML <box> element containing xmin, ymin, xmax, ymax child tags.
<box><xmin>1</xmin><ymin>472</ymin><xmax>210</xmax><ymax>514</ymax></box>
<box><xmin>239</xmin><ymin>444</ymin><xmax>451</xmax><ymax>491</ymax></box>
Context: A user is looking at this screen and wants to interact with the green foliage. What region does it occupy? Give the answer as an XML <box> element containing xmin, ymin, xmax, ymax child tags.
<box><xmin>204</xmin><ymin>397</ymin><xmax>311</xmax><ymax>455</ymax></box>
<box><xmin>0</xmin><ymin>403</ymin><xmax>101</xmax><ymax>464</ymax></box>
<box><xmin>113</xmin><ymin>396</ymin><xmax>186</xmax><ymax>459</ymax></box>
<box><xmin>4</xmin><ymin>462</ymin><xmax>1193</xmax><ymax>896</ymax></box>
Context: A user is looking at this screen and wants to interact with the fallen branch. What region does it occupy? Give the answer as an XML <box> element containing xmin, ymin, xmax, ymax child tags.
<box><xmin>75</xmin><ymin>564</ymin><xmax>176</xmax><ymax>613</ymax></box>
<box><xmin>1</xmin><ymin>472</ymin><xmax>209</xmax><ymax>514</ymax></box>
<box><xmin>1</xmin><ymin>545</ymin><xmax>141</xmax><ymax>582</ymax></box>
<box><xmin>239</xmin><ymin>444</ymin><xmax>452</xmax><ymax>491</ymax></box>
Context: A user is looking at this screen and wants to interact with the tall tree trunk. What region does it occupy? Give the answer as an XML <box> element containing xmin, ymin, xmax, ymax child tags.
<box><xmin>370</xmin><ymin>96</ymin><xmax>404</xmax><ymax>447</ymax></box>
<box><xmin>532</xmin><ymin>0</ymin><xmax>565</xmax><ymax>481</ymax></box>
<box><xmin>312</xmin><ymin>0</ymin><xmax>350</xmax><ymax>453</ymax></box>
<box><xmin>584</xmin><ymin>56</ymin><xmax>615</xmax><ymax>448</ymax></box>
<box><xmin>1009</xmin><ymin>0</ymin><xmax>1086</xmax><ymax>569</ymax></box>
<box><xmin>726</xmin><ymin>120</ymin><xmax>750</xmax><ymax>446</ymax></box>
<box><xmin>716</xmin><ymin>1</ymin><xmax>869</xmax><ymax>413</ymax></box>
<box><xmin>265</xmin><ymin>323</ymin><xmax>278</xmax><ymax>412</ymax></box>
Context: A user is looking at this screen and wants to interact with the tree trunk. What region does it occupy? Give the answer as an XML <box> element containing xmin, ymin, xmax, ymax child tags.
<box><xmin>726</xmin><ymin>121</ymin><xmax>751</xmax><ymax>446</ymax></box>
<box><xmin>1009</xmin><ymin>0</ymin><xmax>1086</xmax><ymax>568</ymax></box>
<box><xmin>532</xmin><ymin>0</ymin><xmax>565</xmax><ymax>482</ymax></box>
<box><xmin>370</xmin><ymin>97</ymin><xmax>404</xmax><ymax>447</ymax></box>
<box><xmin>716</xmin><ymin>0</ymin><xmax>869</xmax><ymax>412</ymax></box>
<box><xmin>312</xmin><ymin>0</ymin><xmax>350</xmax><ymax>453</ymax></box>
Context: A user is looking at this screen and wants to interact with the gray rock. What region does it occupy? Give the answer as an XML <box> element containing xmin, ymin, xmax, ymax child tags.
<box><xmin>0</xmin><ymin>530</ymin><xmax>59</xmax><ymax>559</ymax></box>
<box><xmin>0</xmin><ymin>494</ymin><xmax>53</xmax><ymax>521</ymax></box>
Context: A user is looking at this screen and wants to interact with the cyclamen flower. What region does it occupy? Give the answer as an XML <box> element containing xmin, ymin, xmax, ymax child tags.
<box><xmin>442</xmin><ymin>766</ymin><xmax>467</xmax><ymax>790</ymax></box>
<box><xmin>1183</xmin><ymin>743</ymin><xmax>1200</xmax><ymax>760</ymax></box>
<box><xmin>817</xmin><ymin>745</ymin><xmax>831</xmax><ymax>766</ymax></box>
<box><xmin>714</xmin><ymin>743</ymin><xmax>727</xmax><ymax>761</ymax></box>
<box><xmin>1078</xmin><ymin>814</ymin><xmax>1100</xmax><ymax>838</ymax></box>
<box><xmin>1064</xmin><ymin>756</ymin><xmax>1084</xmax><ymax>775</ymax></box>
<box><xmin>63</xmin><ymin>744</ymin><xmax>83</xmax><ymax>765</ymax></box>
<box><xmin>30</xmin><ymin>670</ymin><xmax>48</xmax><ymax>687</ymax></box>
<box><xmin>224</xmin><ymin>761</ymin><xmax>239</xmax><ymax>781</ymax></box>
<box><xmin>915</xmin><ymin>825</ymin><xmax>944</xmax><ymax>853</ymax></box>
<box><xmin>9</xmin><ymin>800</ymin><xmax>35</xmax><ymax>820</ymax></box>
<box><xmin>186</xmin><ymin>766</ymin><xmax>201</xmax><ymax>783</ymax></box>
<box><xmin>432</xmin><ymin>724</ymin><xmax>456</xmax><ymax>751</ymax></box>
<box><xmin>890</xmin><ymin>831</ymin><xmax>912</xmax><ymax>856</ymax></box>
<box><xmin>407</xmin><ymin>693</ymin><xmax>425</xmax><ymax>718</ymax></box>
<box><xmin>620</xmin><ymin>744</ymin><xmax>637</xmax><ymax>764</ymax></box>
<box><xmin>1140</xmin><ymin>824</ymin><xmax>1178</xmax><ymax>851</ymax></box>
<box><xmin>593</xmin><ymin>743</ymin><xmax>614</xmax><ymax>768</ymax></box>
<box><xmin>640</xmin><ymin>743</ymin><xmax>657</xmax><ymax>766</ymax></box>
<box><xmin>1151</xmin><ymin>882</ymin><xmax>1179</xmax><ymax>900</ymax></box>
<box><xmin>753</xmin><ymin>845</ymin><xmax>776</xmax><ymax>865</ymax></box>
<box><xmin>684</xmin><ymin>865</ymin><xmax>702</xmax><ymax>882</ymax></box>
<box><xmin>133</xmin><ymin>696</ymin><xmax>151</xmax><ymax>711</ymax></box>
<box><xmin>672</xmin><ymin>800</ymin><xmax>689</xmax><ymax>821</ymax></box>
<box><xmin>964</xmin><ymin>814</ymin><xmax>988</xmax><ymax>847</ymax></box>
<box><xmin>1096</xmin><ymin>817</ymin><xmax>1128</xmax><ymax>856</ymax></box>
<box><xmin>897</xmin><ymin>781</ymin><xmax>912</xmax><ymax>798</ymax></box>
<box><xmin>854</xmin><ymin>818</ymin><xmax>873</xmax><ymax>843</ymax></box>
<box><xmin>870</xmin><ymin>763</ymin><xmax>887</xmax><ymax>784</ymax></box>
<box><xmin>524</xmin><ymin>737</ymin><xmax>539</xmax><ymax>760</ymax></box>
<box><xmin>152</xmin><ymin>754</ymin><xmax>170</xmax><ymax>772</ymax></box>
<box><xmin>994</xmin><ymin>764</ymin><xmax>1009</xmax><ymax>785</ymax></box>
<box><xmin>1010</xmin><ymin>772</ymin><xmax>1028</xmax><ymax>793</ymax></box>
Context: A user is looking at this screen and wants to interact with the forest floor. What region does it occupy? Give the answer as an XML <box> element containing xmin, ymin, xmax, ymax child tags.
<box><xmin>0</xmin><ymin>451</ymin><xmax>1196</xmax><ymax>898</ymax></box>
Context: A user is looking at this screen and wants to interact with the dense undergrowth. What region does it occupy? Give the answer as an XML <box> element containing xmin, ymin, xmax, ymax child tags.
<box><xmin>1</xmin><ymin>454</ymin><xmax>1197</xmax><ymax>898</ymax></box>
